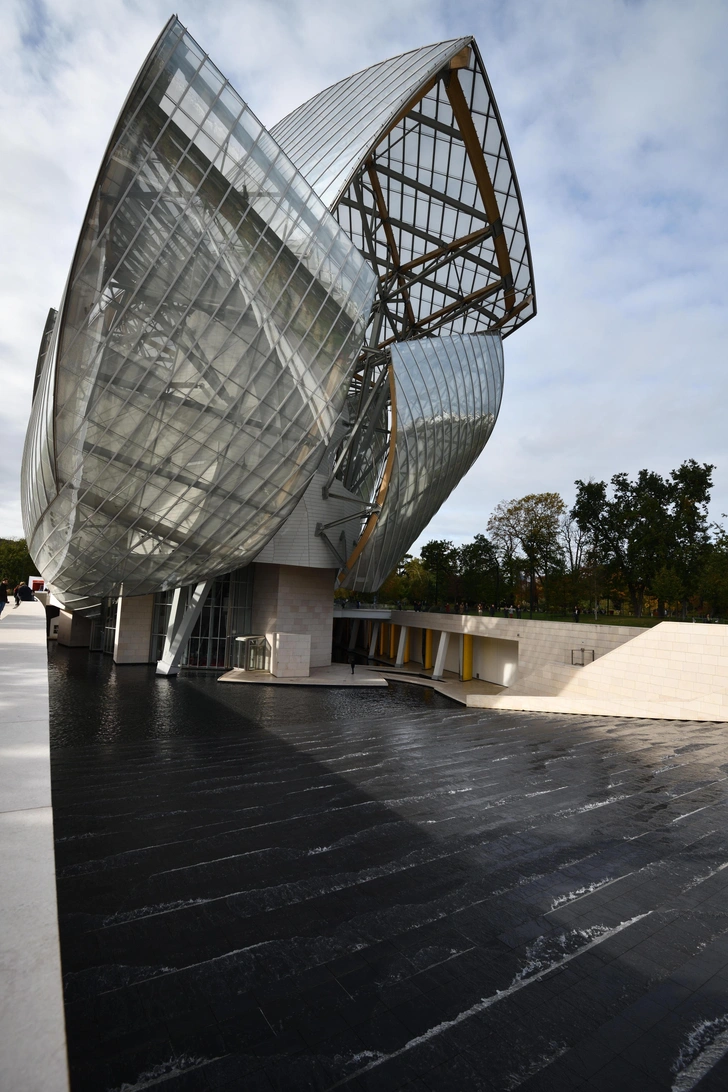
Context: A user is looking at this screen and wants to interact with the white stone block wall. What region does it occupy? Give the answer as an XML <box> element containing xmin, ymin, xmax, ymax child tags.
<box><xmin>267</xmin><ymin>632</ymin><xmax>310</xmax><ymax>677</ymax></box>
<box><xmin>113</xmin><ymin>594</ymin><xmax>154</xmax><ymax>664</ymax></box>
<box><xmin>389</xmin><ymin>611</ymin><xmax>647</xmax><ymax>686</ymax></box>
<box><xmin>473</xmin><ymin>635</ymin><xmax>519</xmax><ymax>686</ymax></box>
<box><xmin>467</xmin><ymin>621</ymin><xmax>728</xmax><ymax>721</ymax></box>
<box><xmin>57</xmin><ymin>609</ymin><xmax>91</xmax><ymax>648</ymax></box>
<box><xmin>252</xmin><ymin>564</ymin><xmax>336</xmax><ymax>669</ymax></box>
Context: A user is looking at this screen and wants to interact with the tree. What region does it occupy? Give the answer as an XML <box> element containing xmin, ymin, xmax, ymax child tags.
<box><xmin>420</xmin><ymin>540</ymin><xmax>459</xmax><ymax>603</ymax></box>
<box><xmin>487</xmin><ymin>493</ymin><xmax>565</xmax><ymax>613</ymax></box>
<box><xmin>400</xmin><ymin>556</ymin><xmax>433</xmax><ymax>603</ymax></box>
<box><xmin>698</xmin><ymin>532</ymin><xmax>728</xmax><ymax>617</ymax></box>
<box><xmin>651</xmin><ymin>566</ymin><xmax>685</xmax><ymax>616</ymax></box>
<box><xmin>668</xmin><ymin>460</ymin><xmax>714</xmax><ymax>615</ymax></box>
<box><xmin>458</xmin><ymin>534</ymin><xmax>499</xmax><ymax>604</ymax></box>
<box><xmin>573</xmin><ymin>461</ymin><xmax>713</xmax><ymax>617</ymax></box>
<box><xmin>0</xmin><ymin>538</ymin><xmax>35</xmax><ymax>588</ymax></box>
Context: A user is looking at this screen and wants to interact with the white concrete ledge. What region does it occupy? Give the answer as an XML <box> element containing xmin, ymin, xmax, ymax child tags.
<box><xmin>218</xmin><ymin>664</ymin><xmax>387</xmax><ymax>687</ymax></box>
<box><xmin>0</xmin><ymin>601</ymin><xmax>69</xmax><ymax>1091</ymax></box>
<box><xmin>467</xmin><ymin>622</ymin><xmax>728</xmax><ymax>722</ymax></box>
<box><xmin>466</xmin><ymin>692</ymin><xmax>728</xmax><ymax>721</ymax></box>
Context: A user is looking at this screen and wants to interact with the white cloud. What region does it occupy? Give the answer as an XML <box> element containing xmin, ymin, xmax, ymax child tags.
<box><xmin>1</xmin><ymin>0</ymin><xmax>726</xmax><ymax>557</ymax></box>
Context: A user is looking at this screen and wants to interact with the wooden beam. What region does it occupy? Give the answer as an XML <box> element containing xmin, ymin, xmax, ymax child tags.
<box><xmin>445</xmin><ymin>69</ymin><xmax>516</xmax><ymax>311</ymax></box>
<box><xmin>387</xmin><ymin>227</ymin><xmax>492</xmax><ymax>278</ymax></box>
<box><xmin>366</xmin><ymin>162</ymin><xmax>417</xmax><ymax>332</ymax></box>
<box><xmin>449</xmin><ymin>46</ymin><xmax>472</xmax><ymax>70</ymax></box>
<box><xmin>371</xmin><ymin>160</ymin><xmax>489</xmax><ymax>223</ymax></box>
<box><xmin>491</xmin><ymin>294</ymin><xmax>534</xmax><ymax>330</ymax></box>
<box><xmin>377</xmin><ymin>278</ymin><xmax>503</xmax><ymax>346</ymax></box>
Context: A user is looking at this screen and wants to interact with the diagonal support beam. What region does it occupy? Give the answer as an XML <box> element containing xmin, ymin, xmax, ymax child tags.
<box><xmin>156</xmin><ymin>578</ymin><xmax>214</xmax><ymax>676</ymax></box>
<box><xmin>445</xmin><ymin>70</ymin><xmax>516</xmax><ymax>311</ymax></box>
<box><xmin>366</xmin><ymin>162</ymin><xmax>417</xmax><ymax>334</ymax></box>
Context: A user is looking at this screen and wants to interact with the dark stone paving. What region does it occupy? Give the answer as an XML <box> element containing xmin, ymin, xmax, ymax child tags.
<box><xmin>49</xmin><ymin>645</ymin><xmax>728</xmax><ymax>1091</ymax></box>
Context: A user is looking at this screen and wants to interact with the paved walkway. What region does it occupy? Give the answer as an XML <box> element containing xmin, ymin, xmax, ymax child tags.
<box><xmin>0</xmin><ymin>600</ymin><xmax>68</xmax><ymax>1091</ymax></box>
<box><xmin>368</xmin><ymin>661</ymin><xmax>503</xmax><ymax>704</ymax></box>
<box><xmin>218</xmin><ymin>663</ymin><xmax>388</xmax><ymax>687</ymax></box>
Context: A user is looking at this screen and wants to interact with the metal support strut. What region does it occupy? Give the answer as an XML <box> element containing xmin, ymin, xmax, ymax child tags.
<box><xmin>156</xmin><ymin>578</ymin><xmax>214</xmax><ymax>676</ymax></box>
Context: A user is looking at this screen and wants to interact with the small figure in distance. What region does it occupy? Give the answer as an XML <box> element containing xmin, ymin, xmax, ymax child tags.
<box><xmin>348</xmin><ymin>652</ymin><xmax>356</xmax><ymax>675</ymax></box>
<box><xmin>14</xmin><ymin>582</ymin><xmax>35</xmax><ymax>607</ymax></box>
<box><xmin>0</xmin><ymin>577</ymin><xmax>9</xmax><ymax>617</ymax></box>
<box><xmin>573</xmin><ymin>605</ymin><xmax>580</xmax><ymax>623</ymax></box>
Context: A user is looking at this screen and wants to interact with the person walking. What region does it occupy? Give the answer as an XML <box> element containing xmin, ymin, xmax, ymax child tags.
<box><xmin>0</xmin><ymin>578</ymin><xmax>8</xmax><ymax>617</ymax></box>
<box><xmin>348</xmin><ymin>653</ymin><xmax>356</xmax><ymax>675</ymax></box>
<box><xmin>14</xmin><ymin>582</ymin><xmax>35</xmax><ymax>606</ymax></box>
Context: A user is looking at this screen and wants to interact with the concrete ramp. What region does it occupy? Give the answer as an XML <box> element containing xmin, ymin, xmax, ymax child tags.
<box><xmin>467</xmin><ymin>622</ymin><xmax>728</xmax><ymax>721</ymax></box>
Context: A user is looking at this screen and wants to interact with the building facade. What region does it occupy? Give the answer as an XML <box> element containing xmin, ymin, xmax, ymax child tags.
<box><xmin>21</xmin><ymin>17</ymin><xmax>535</xmax><ymax>674</ymax></box>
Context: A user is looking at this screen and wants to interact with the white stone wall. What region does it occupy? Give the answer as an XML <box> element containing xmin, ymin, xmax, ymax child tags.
<box><xmin>468</xmin><ymin>621</ymin><xmax>728</xmax><ymax>721</ymax></box>
<box><xmin>267</xmin><ymin>632</ymin><xmax>310</xmax><ymax>677</ymax></box>
<box><xmin>389</xmin><ymin>611</ymin><xmax>646</xmax><ymax>685</ymax></box>
<box><xmin>113</xmin><ymin>594</ymin><xmax>154</xmax><ymax>664</ymax></box>
<box><xmin>252</xmin><ymin>564</ymin><xmax>336</xmax><ymax>669</ymax></box>
<box><xmin>473</xmin><ymin>635</ymin><xmax>519</xmax><ymax>686</ymax></box>
<box><xmin>57</xmin><ymin>609</ymin><xmax>92</xmax><ymax>648</ymax></box>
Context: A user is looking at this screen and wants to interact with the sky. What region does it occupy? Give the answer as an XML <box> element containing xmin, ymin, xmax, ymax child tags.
<box><xmin>1</xmin><ymin>0</ymin><xmax>727</xmax><ymax>554</ymax></box>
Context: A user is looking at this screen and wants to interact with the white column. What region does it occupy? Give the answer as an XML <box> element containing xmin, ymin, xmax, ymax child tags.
<box><xmin>368</xmin><ymin>621</ymin><xmax>380</xmax><ymax>659</ymax></box>
<box><xmin>156</xmin><ymin>579</ymin><xmax>214</xmax><ymax>676</ymax></box>
<box><xmin>432</xmin><ymin>631</ymin><xmax>450</xmax><ymax>679</ymax></box>
<box><xmin>396</xmin><ymin>625</ymin><xmax>409</xmax><ymax>666</ymax></box>
<box><xmin>348</xmin><ymin>618</ymin><xmax>360</xmax><ymax>652</ymax></box>
<box><xmin>113</xmin><ymin>594</ymin><xmax>154</xmax><ymax>664</ymax></box>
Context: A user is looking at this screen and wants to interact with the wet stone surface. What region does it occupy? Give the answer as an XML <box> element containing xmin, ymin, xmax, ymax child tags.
<box><xmin>49</xmin><ymin>644</ymin><xmax>728</xmax><ymax>1091</ymax></box>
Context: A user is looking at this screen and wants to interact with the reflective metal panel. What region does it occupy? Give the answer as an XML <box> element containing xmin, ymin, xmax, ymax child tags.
<box><xmin>341</xmin><ymin>333</ymin><xmax>504</xmax><ymax>592</ymax></box>
<box><xmin>22</xmin><ymin>18</ymin><xmax>375</xmax><ymax>599</ymax></box>
<box><xmin>271</xmin><ymin>38</ymin><xmax>470</xmax><ymax>209</ymax></box>
<box><xmin>274</xmin><ymin>38</ymin><xmax>535</xmax><ymax>342</ymax></box>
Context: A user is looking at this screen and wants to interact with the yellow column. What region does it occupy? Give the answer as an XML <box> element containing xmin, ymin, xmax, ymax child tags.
<box><xmin>389</xmin><ymin>624</ymin><xmax>397</xmax><ymax>659</ymax></box>
<box><xmin>424</xmin><ymin>629</ymin><xmax>433</xmax><ymax>670</ymax></box>
<box><xmin>379</xmin><ymin>623</ymin><xmax>386</xmax><ymax>656</ymax></box>
<box><xmin>404</xmin><ymin>629</ymin><xmax>410</xmax><ymax>664</ymax></box>
<box><xmin>462</xmin><ymin>634</ymin><xmax>473</xmax><ymax>681</ymax></box>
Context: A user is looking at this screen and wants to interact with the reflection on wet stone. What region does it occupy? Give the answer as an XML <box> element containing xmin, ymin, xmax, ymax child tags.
<box><xmin>50</xmin><ymin>645</ymin><xmax>728</xmax><ymax>1091</ymax></box>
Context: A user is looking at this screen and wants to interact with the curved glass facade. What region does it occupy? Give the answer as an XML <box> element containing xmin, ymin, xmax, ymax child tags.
<box><xmin>271</xmin><ymin>38</ymin><xmax>470</xmax><ymax>210</ymax></box>
<box><xmin>22</xmin><ymin>21</ymin><xmax>535</xmax><ymax>603</ymax></box>
<box><xmin>342</xmin><ymin>333</ymin><xmax>504</xmax><ymax>591</ymax></box>
<box><xmin>22</xmin><ymin>18</ymin><xmax>375</xmax><ymax>598</ymax></box>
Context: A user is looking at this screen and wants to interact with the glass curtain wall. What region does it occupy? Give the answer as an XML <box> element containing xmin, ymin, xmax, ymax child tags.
<box><xmin>22</xmin><ymin>17</ymin><xmax>374</xmax><ymax>601</ymax></box>
<box><xmin>150</xmin><ymin>565</ymin><xmax>253</xmax><ymax>667</ymax></box>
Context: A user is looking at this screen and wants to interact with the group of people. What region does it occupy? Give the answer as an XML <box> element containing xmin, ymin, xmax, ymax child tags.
<box><xmin>0</xmin><ymin>579</ymin><xmax>36</xmax><ymax>616</ymax></box>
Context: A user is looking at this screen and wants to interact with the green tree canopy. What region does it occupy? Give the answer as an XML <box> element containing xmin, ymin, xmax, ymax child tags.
<box><xmin>0</xmin><ymin>538</ymin><xmax>36</xmax><ymax>588</ymax></box>
<box><xmin>420</xmin><ymin>539</ymin><xmax>459</xmax><ymax>602</ymax></box>
<box><xmin>572</xmin><ymin>460</ymin><xmax>713</xmax><ymax>617</ymax></box>
<box><xmin>487</xmin><ymin>493</ymin><xmax>565</xmax><ymax>611</ymax></box>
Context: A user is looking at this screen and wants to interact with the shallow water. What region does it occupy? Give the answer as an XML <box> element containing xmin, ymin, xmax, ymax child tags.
<box><xmin>49</xmin><ymin>643</ymin><xmax>728</xmax><ymax>1092</ymax></box>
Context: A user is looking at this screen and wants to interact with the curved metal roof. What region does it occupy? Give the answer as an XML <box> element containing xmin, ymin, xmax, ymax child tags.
<box><xmin>271</xmin><ymin>38</ymin><xmax>471</xmax><ymax>210</ymax></box>
<box><xmin>273</xmin><ymin>36</ymin><xmax>535</xmax><ymax>342</ymax></box>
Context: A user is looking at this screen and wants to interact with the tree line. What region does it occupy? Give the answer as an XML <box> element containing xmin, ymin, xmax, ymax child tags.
<box><xmin>0</xmin><ymin>537</ymin><xmax>35</xmax><ymax>589</ymax></box>
<box><xmin>368</xmin><ymin>460</ymin><xmax>728</xmax><ymax>619</ymax></box>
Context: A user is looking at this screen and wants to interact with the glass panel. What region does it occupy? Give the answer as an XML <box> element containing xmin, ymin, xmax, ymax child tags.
<box><xmin>23</xmin><ymin>17</ymin><xmax>374</xmax><ymax>599</ymax></box>
<box><xmin>342</xmin><ymin>333</ymin><xmax>504</xmax><ymax>591</ymax></box>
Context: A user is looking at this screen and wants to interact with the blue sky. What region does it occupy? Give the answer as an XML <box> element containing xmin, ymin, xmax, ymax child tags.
<box><xmin>1</xmin><ymin>0</ymin><xmax>727</xmax><ymax>550</ymax></box>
